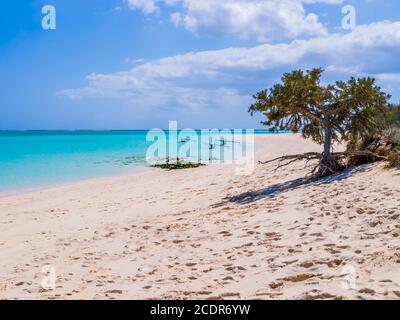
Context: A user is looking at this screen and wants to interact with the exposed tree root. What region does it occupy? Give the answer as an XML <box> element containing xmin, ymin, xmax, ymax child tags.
<box><xmin>259</xmin><ymin>150</ymin><xmax>387</xmax><ymax>179</ymax></box>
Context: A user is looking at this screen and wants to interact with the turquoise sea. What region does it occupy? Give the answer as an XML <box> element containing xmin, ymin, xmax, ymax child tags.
<box><xmin>0</xmin><ymin>130</ymin><xmax>275</xmax><ymax>193</ymax></box>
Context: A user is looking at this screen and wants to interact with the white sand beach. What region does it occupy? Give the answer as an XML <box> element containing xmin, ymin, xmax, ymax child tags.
<box><xmin>0</xmin><ymin>134</ymin><xmax>399</xmax><ymax>300</ymax></box>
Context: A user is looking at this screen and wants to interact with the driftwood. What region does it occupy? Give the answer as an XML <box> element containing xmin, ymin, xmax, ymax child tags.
<box><xmin>151</xmin><ymin>157</ymin><xmax>205</xmax><ymax>170</ymax></box>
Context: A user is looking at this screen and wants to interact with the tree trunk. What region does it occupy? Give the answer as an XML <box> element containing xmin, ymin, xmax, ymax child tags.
<box><xmin>323</xmin><ymin>119</ymin><xmax>332</xmax><ymax>160</ymax></box>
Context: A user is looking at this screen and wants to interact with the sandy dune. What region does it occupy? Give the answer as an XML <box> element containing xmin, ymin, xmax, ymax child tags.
<box><xmin>0</xmin><ymin>134</ymin><xmax>399</xmax><ymax>300</ymax></box>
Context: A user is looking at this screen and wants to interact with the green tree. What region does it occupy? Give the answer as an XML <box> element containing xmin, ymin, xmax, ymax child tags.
<box><xmin>386</xmin><ymin>104</ymin><xmax>400</xmax><ymax>128</ymax></box>
<box><xmin>249</xmin><ymin>68</ymin><xmax>390</xmax><ymax>176</ymax></box>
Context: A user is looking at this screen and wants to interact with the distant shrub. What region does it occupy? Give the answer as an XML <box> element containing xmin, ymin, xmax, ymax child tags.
<box><xmin>385</xmin><ymin>127</ymin><xmax>400</xmax><ymax>145</ymax></box>
<box><xmin>386</xmin><ymin>104</ymin><xmax>400</xmax><ymax>128</ymax></box>
<box><xmin>382</xmin><ymin>128</ymin><xmax>400</xmax><ymax>169</ymax></box>
<box><xmin>386</xmin><ymin>149</ymin><xmax>400</xmax><ymax>169</ymax></box>
<box><xmin>346</xmin><ymin>127</ymin><xmax>400</xmax><ymax>167</ymax></box>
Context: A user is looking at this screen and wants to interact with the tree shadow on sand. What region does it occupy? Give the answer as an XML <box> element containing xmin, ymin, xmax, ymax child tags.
<box><xmin>214</xmin><ymin>164</ymin><xmax>374</xmax><ymax>206</ymax></box>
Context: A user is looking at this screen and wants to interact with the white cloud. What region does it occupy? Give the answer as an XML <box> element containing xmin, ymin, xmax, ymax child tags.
<box><xmin>127</xmin><ymin>0</ymin><xmax>159</xmax><ymax>14</ymax></box>
<box><xmin>60</xmin><ymin>21</ymin><xmax>400</xmax><ymax>108</ymax></box>
<box><xmin>375</xmin><ymin>73</ymin><xmax>400</xmax><ymax>82</ymax></box>
<box><xmin>128</xmin><ymin>0</ymin><xmax>344</xmax><ymax>41</ymax></box>
<box><xmin>325</xmin><ymin>65</ymin><xmax>364</xmax><ymax>74</ymax></box>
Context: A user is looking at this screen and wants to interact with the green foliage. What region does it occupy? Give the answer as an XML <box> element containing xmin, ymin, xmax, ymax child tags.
<box><xmin>249</xmin><ymin>68</ymin><xmax>391</xmax><ymax>148</ymax></box>
<box><xmin>364</xmin><ymin>104</ymin><xmax>400</xmax><ymax>134</ymax></box>
<box><xmin>386</xmin><ymin>104</ymin><xmax>400</xmax><ymax>128</ymax></box>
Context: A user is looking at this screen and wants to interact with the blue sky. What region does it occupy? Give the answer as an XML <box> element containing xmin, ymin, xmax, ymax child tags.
<box><xmin>1</xmin><ymin>0</ymin><xmax>400</xmax><ymax>130</ymax></box>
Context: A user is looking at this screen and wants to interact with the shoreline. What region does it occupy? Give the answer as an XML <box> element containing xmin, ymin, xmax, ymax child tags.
<box><xmin>1</xmin><ymin>134</ymin><xmax>399</xmax><ymax>300</ymax></box>
<box><xmin>0</xmin><ymin>164</ymin><xmax>152</xmax><ymax>199</ymax></box>
<box><xmin>0</xmin><ymin>132</ymin><xmax>277</xmax><ymax>199</ymax></box>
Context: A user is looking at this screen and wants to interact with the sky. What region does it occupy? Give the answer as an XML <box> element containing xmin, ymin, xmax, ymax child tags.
<box><xmin>0</xmin><ymin>0</ymin><xmax>400</xmax><ymax>130</ymax></box>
